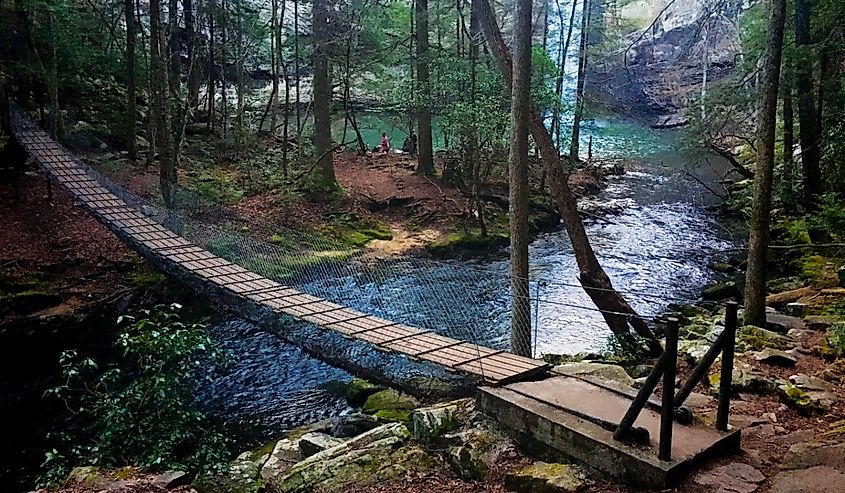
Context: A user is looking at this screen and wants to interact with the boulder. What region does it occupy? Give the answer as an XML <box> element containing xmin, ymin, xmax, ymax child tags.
<box><xmin>362</xmin><ymin>389</ymin><xmax>420</xmax><ymax>422</ymax></box>
<box><xmin>65</xmin><ymin>467</ymin><xmax>113</xmax><ymax>489</ymax></box>
<box><xmin>152</xmin><ymin>471</ymin><xmax>188</xmax><ymax>488</ymax></box>
<box><xmin>737</xmin><ymin>325</ymin><xmax>793</xmax><ymax>352</ymax></box>
<box><xmin>505</xmin><ymin>462</ymin><xmax>589</xmax><ymax>493</ymax></box>
<box><xmin>702</xmin><ymin>281</ymin><xmax>740</xmax><ymax>300</ymax></box>
<box><xmin>409</xmin><ymin>400</ymin><xmax>467</xmax><ymax>443</ymax></box>
<box><xmin>766</xmin><ymin>313</ymin><xmax>806</xmax><ymax>333</ymax></box>
<box><xmin>270</xmin><ymin>423</ymin><xmax>433</xmax><ymax>493</ymax></box>
<box><xmin>330</xmin><ymin>413</ymin><xmax>380</xmax><ymax>438</ymax></box>
<box><xmin>778</xmin><ymin>382</ymin><xmax>829</xmax><ymax>416</ymax></box>
<box><xmin>694</xmin><ymin>462</ymin><xmax>765</xmax><ymax>493</ymax></box>
<box><xmin>553</xmin><ymin>362</ymin><xmax>635</xmax><ymax>389</ymax></box>
<box><xmin>754</xmin><ymin>348</ymin><xmax>798</xmax><ymax>367</ymax></box>
<box><xmin>667</xmin><ymin>303</ymin><xmax>711</xmax><ymax>318</ymax></box>
<box><xmin>344</xmin><ymin>379</ymin><xmax>385</xmax><ymax>407</ymax></box>
<box><xmin>298</xmin><ymin>432</ymin><xmax>345</xmax><ymax>457</ymax></box>
<box><xmin>708</xmin><ymin>262</ymin><xmax>735</xmax><ymax>274</ymax></box>
<box><xmin>260</xmin><ymin>439</ymin><xmax>301</xmax><ymax>481</ymax></box>
<box><xmin>445</xmin><ymin>427</ymin><xmax>500</xmax><ymax>480</ymax></box>
<box><xmin>679</xmin><ymin>339</ymin><xmax>715</xmax><ymax>365</ymax></box>
<box><xmin>194</xmin><ymin>454</ymin><xmax>265</xmax><ymax>493</ymax></box>
<box><xmin>790</xmin><ymin>373</ymin><xmax>835</xmax><ymax>392</ymax></box>
<box><xmin>709</xmin><ymin>362</ymin><xmax>777</xmax><ymax>395</ymax></box>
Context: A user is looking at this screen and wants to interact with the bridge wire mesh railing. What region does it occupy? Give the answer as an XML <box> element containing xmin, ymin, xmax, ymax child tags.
<box><xmin>11</xmin><ymin>103</ymin><xmax>719</xmax><ymax>364</ymax></box>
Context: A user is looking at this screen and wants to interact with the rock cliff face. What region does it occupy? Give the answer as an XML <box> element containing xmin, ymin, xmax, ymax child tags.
<box><xmin>588</xmin><ymin>0</ymin><xmax>747</xmax><ymax>128</ymax></box>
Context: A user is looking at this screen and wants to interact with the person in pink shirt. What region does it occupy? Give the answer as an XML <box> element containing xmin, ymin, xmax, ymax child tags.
<box><xmin>380</xmin><ymin>132</ymin><xmax>390</xmax><ymax>153</ymax></box>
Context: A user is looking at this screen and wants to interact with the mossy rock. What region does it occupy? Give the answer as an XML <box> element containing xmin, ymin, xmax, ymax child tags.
<box><xmin>373</xmin><ymin>409</ymin><xmax>412</xmax><ymax>422</ymax></box>
<box><xmin>344</xmin><ymin>379</ymin><xmax>385</xmax><ymax>407</ymax></box>
<box><xmin>702</xmin><ymin>281</ymin><xmax>740</xmax><ymax>300</ymax></box>
<box><xmin>445</xmin><ymin>428</ymin><xmax>496</xmax><ymax>480</ymax></box>
<box><xmin>319</xmin><ymin>379</ymin><xmax>351</xmax><ymax>398</ymax></box>
<box><xmin>271</xmin><ymin>423</ymin><xmax>433</xmax><ymax>492</ymax></box>
<box><xmin>409</xmin><ymin>401</ymin><xmax>465</xmax><ymax>442</ymax></box>
<box><xmin>194</xmin><ymin>457</ymin><xmax>265</xmax><ymax>493</ymax></box>
<box><xmin>778</xmin><ymin>383</ymin><xmax>827</xmax><ymax>416</ymax></box>
<box><xmin>362</xmin><ymin>389</ymin><xmax>420</xmax><ymax>415</ymax></box>
<box><xmin>426</xmin><ymin>232</ymin><xmax>509</xmax><ymax>258</ymax></box>
<box><xmin>737</xmin><ymin>325</ymin><xmax>792</xmax><ymax>352</ymax></box>
<box><xmin>825</xmin><ymin>323</ymin><xmax>845</xmax><ymax>359</ymax></box>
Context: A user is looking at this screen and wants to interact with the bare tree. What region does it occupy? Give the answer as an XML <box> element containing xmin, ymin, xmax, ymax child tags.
<box><xmin>745</xmin><ymin>0</ymin><xmax>787</xmax><ymax>326</ymax></box>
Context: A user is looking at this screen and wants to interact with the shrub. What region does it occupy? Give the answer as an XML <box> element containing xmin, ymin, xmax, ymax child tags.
<box><xmin>39</xmin><ymin>304</ymin><xmax>232</xmax><ymax>486</ymax></box>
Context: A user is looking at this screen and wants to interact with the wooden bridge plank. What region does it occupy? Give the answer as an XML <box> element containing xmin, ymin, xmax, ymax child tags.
<box><xmin>301</xmin><ymin>307</ymin><xmax>366</xmax><ymax>327</ymax></box>
<box><xmin>248</xmin><ymin>288</ymin><xmax>302</xmax><ymax>302</ymax></box>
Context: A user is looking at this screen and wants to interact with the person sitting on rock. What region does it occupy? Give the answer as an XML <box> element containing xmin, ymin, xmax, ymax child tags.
<box><xmin>402</xmin><ymin>135</ymin><xmax>414</xmax><ymax>154</ymax></box>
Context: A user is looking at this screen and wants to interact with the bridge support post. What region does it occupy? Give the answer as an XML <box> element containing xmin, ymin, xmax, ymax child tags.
<box><xmin>658</xmin><ymin>317</ymin><xmax>679</xmax><ymax>461</ymax></box>
<box><xmin>716</xmin><ymin>301</ymin><xmax>738</xmax><ymax>431</ymax></box>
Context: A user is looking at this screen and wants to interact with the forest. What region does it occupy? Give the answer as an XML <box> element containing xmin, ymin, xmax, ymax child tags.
<box><xmin>1</xmin><ymin>0</ymin><xmax>845</xmax><ymax>492</ymax></box>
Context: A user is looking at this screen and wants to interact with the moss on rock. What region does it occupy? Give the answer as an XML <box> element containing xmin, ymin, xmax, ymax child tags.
<box><xmin>344</xmin><ymin>379</ymin><xmax>385</xmax><ymax>407</ymax></box>
<box><xmin>362</xmin><ymin>389</ymin><xmax>420</xmax><ymax>415</ymax></box>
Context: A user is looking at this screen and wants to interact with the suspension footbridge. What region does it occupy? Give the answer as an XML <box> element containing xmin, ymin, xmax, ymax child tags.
<box><xmin>8</xmin><ymin>104</ymin><xmax>549</xmax><ymax>387</ymax></box>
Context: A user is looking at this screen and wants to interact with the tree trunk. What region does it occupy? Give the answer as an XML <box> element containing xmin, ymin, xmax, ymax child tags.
<box><xmin>570</xmin><ymin>0</ymin><xmax>590</xmax><ymax>162</ymax></box>
<box><xmin>477</xmin><ymin>0</ymin><xmax>660</xmax><ymax>349</ymax></box>
<box><xmin>794</xmin><ymin>0</ymin><xmax>821</xmax><ymax>204</ymax></box>
<box><xmin>185</xmin><ymin>0</ymin><xmax>200</xmax><ymax>109</ymax></box>
<box><xmin>151</xmin><ymin>0</ymin><xmax>177</xmax><ymax>207</ymax></box>
<box><xmin>168</xmin><ymin>0</ymin><xmax>180</xmax><ymax>96</ymax></box>
<box><xmin>294</xmin><ymin>0</ymin><xmax>301</xmax><ymax>149</ymax></box>
<box><xmin>207</xmin><ymin>1</ymin><xmax>216</xmax><ymax>130</ymax></box>
<box><xmin>470</xmin><ymin>0</ymin><xmax>486</xmax><ymax>236</ymax></box>
<box><xmin>235</xmin><ymin>0</ymin><xmax>244</xmax><ymax>148</ymax></box>
<box><xmin>509</xmin><ymin>0</ymin><xmax>532</xmax><ymax>357</ymax></box>
<box><xmin>221</xmin><ymin>0</ymin><xmax>228</xmax><ymax>137</ymax></box>
<box><xmin>279</xmin><ymin>0</ymin><xmax>290</xmax><ymax>177</ymax></box>
<box><xmin>551</xmin><ymin>0</ymin><xmax>578</xmax><ymax>148</ymax></box>
<box><xmin>744</xmin><ymin>0</ymin><xmax>786</xmax><ymax>326</ymax></box>
<box><xmin>312</xmin><ymin>0</ymin><xmax>336</xmax><ymax>189</ymax></box>
<box><xmin>781</xmin><ymin>63</ymin><xmax>794</xmax><ymax>205</ymax></box>
<box><xmin>124</xmin><ymin>0</ymin><xmax>137</xmax><ymax>162</ymax></box>
<box><xmin>415</xmin><ymin>0</ymin><xmax>435</xmax><ymax>175</ymax></box>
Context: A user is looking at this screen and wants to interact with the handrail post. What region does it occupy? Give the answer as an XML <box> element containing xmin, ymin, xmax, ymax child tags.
<box><xmin>659</xmin><ymin>317</ymin><xmax>679</xmax><ymax>461</ymax></box>
<box><xmin>614</xmin><ymin>351</ymin><xmax>667</xmax><ymax>441</ymax></box>
<box><xmin>716</xmin><ymin>301</ymin><xmax>738</xmax><ymax>431</ymax></box>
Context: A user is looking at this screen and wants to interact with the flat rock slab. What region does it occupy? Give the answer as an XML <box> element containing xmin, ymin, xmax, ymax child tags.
<box><xmin>782</xmin><ymin>442</ymin><xmax>845</xmax><ymax>471</ymax></box>
<box><xmin>755</xmin><ymin>349</ymin><xmax>798</xmax><ymax>366</ymax></box>
<box><xmin>769</xmin><ymin>465</ymin><xmax>845</xmax><ymax>493</ymax></box>
<box><xmin>766</xmin><ymin>313</ymin><xmax>805</xmax><ymax>333</ymax></box>
<box><xmin>789</xmin><ymin>374</ymin><xmax>834</xmax><ymax>392</ymax></box>
<box><xmin>694</xmin><ymin>462</ymin><xmax>764</xmax><ymax>493</ymax></box>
